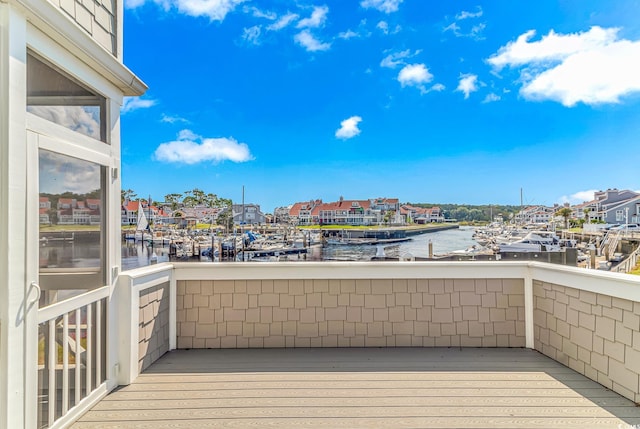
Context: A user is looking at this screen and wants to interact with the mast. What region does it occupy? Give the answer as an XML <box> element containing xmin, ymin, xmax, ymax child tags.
<box><xmin>242</xmin><ymin>185</ymin><xmax>245</xmax><ymax>261</ymax></box>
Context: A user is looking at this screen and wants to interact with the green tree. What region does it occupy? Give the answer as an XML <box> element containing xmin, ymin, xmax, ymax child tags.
<box><xmin>164</xmin><ymin>193</ymin><xmax>183</xmax><ymax>211</ymax></box>
<box><xmin>556</xmin><ymin>207</ymin><xmax>573</xmax><ymax>229</ymax></box>
<box><xmin>121</xmin><ymin>189</ymin><xmax>137</xmax><ymax>203</ymax></box>
<box><xmin>214</xmin><ymin>198</ymin><xmax>233</xmax><ymax>231</ymax></box>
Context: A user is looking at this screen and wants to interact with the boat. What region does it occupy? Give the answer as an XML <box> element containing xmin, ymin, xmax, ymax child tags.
<box><xmin>133</xmin><ymin>204</ymin><xmax>150</xmax><ymax>242</ymax></box>
<box><xmin>498</xmin><ymin>231</ymin><xmax>561</xmax><ymax>252</ymax></box>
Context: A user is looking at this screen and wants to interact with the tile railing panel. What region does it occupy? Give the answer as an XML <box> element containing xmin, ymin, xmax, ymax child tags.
<box><xmin>176</xmin><ymin>278</ymin><xmax>525</xmax><ymax>349</ymax></box>
<box><xmin>138</xmin><ymin>282</ymin><xmax>170</xmax><ymax>372</ymax></box>
<box><xmin>533</xmin><ymin>280</ymin><xmax>640</xmax><ymax>403</ymax></box>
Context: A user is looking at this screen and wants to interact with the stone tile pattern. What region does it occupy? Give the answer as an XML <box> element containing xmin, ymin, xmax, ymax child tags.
<box><xmin>50</xmin><ymin>0</ymin><xmax>117</xmax><ymax>55</ymax></box>
<box><xmin>138</xmin><ymin>282</ymin><xmax>170</xmax><ymax>372</ymax></box>
<box><xmin>176</xmin><ymin>278</ymin><xmax>525</xmax><ymax>349</ymax></box>
<box><xmin>533</xmin><ymin>280</ymin><xmax>640</xmax><ymax>403</ymax></box>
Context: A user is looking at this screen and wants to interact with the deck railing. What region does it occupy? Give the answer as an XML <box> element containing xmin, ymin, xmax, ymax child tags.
<box><xmin>118</xmin><ymin>261</ymin><xmax>640</xmax><ymax>405</ymax></box>
<box><xmin>37</xmin><ymin>287</ymin><xmax>108</xmax><ymax>429</ymax></box>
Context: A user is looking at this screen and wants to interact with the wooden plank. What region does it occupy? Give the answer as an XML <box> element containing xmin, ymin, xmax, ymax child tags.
<box><xmin>72</xmin><ymin>416</ymin><xmax>640</xmax><ymax>429</ymax></box>
<box><xmin>91</xmin><ymin>395</ymin><xmax>637</xmax><ymax>410</ymax></box>
<box><xmin>134</xmin><ymin>372</ymin><xmax>592</xmax><ymax>383</ymax></box>
<box><xmin>98</xmin><ymin>387</ymin><xmax>630</xmax><ymax>401</ymax></box>
<box><xmin>116</xmin><ymin>379</ymin><xmax>603</xmax><ymax>391</ymax></box>
<box><xmin>76</xmin><ymin>405</ymin><xmax>640</xmax><ymax>420</ymax></box>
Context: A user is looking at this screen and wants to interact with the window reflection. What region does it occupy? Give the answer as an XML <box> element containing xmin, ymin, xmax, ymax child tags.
<box><xmin>39</xmin><ymin>150</ymin><xmax>106</xmax><ymax>307</ymax></box>
<box><xmin>27</xmin><ymin>53</ymin><xmax>107</xmax><ymax>143</ymax></box>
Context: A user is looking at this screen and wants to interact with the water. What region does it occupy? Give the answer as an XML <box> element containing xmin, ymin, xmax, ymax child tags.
<box><xmin>321</xmin><ymin>227</ymin><xmax>477</xmax><ymax>261</ymax></box>
<box><xmin>120</xmin><ymin>227</ymin><xmax>477</xmax><ymax>269</ymax></box>
<box><xmin>121</xmin><ymin>240</ymin><xmax>170</xmax><ymax>270</ymax></box>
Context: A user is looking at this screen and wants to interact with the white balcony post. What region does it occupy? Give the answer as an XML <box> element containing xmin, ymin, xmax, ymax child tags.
<box><xmin>523</xmin><ymin>266</ymin><xmax>535</xmax><ymax>349</ymax></box>
<box><xmin>169</xmin><ymin>272</ymin><xmax>177</xmax><ymax>350</ymax></box>
<box><xmin>0</xmin><ymin>5</ymin><xmax>30</xmax><ymax>429</ymax></box>
<box><xmin>116</xmin><ymin>273</ymin><xmax>138</xmax><ymax>385</ymax></box>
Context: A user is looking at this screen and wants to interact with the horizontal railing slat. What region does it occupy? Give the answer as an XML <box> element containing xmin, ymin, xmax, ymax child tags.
<box><xmin>38</xmin><ymin>286</ymin><xmax>109</xmax><ymax>324</ymax></box>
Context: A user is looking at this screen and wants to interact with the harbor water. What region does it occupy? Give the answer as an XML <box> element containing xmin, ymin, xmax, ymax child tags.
<box><xmin>121</xmin><ymin>226</ymin><xmax>477</xmax><ymax>269</ymax></box>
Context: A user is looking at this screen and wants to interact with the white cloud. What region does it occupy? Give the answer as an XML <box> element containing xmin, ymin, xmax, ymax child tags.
<box><xmin>376</xmin><ymin>20</ymin><xmax>400</xmax><ymax>35</ymax></box>
<box><xmin>456</xmin><ymin>7</ymin><xmax>483</xmax><ymax>20</ymax></box>
<box><xmin>380</xmin><ymin>49</ymin><xmax>420</xmax><ymax>69</ymax></box>
<box><xmin>470</xmin><ymin>23</ymin><xmax>486</xmax><ymax>39</ymax></box>
<box><xmin>488</xmin><ymin>26</ymin><xmax>640</xmax><ymax>106</ymax></box>
<box><xmin>267</xmin><ymin>12</ymin><xmax>299</xmax><ymax>31</ymax></box>
<box><xmin>177</xmin><ymin>129</ymin><xmax>199</xmax><ymax>140</ymax></box>
<box><xmin>154</xmin><ymin>129</ymin><xmax>253</xmax><ymax>164</ymax></box>
<box><xmin>242</xmin><ymin>5</ymin><xmax>276</xmax><ymax>20</ymax></box>
<box><xmin>335</xmin><ymin>116</ymin><xmax>363</xmax><ymax>140</ymax></box>
<box><xmin>161</xmin><ymin>114</ymin><xmax>190</xmax><ymax>124</ymax></box>
<box><xmin>296</xmin><ymin>5</ymin><xmax>328</xmax><ymax>29</ymax></box>
<box><xmin>39</xmin><ymin>151</ymin><xmax>101</xmax><ymax>195</ymax></box>
<box><xmin>444</xmin><ymin>6</ymin><xmax>485</xmax><ymax>40</ymax></box>
<box><xmin>397</xmin><ymin>63</ymin><xmax>433</xmax><ymax>93</ymax></box>
<box><xmin>443</xmin><ymin>23</ymin><xmax>460</xmax><ymax>34</ymax></box>
<box><xmin>242</xmin><ymin>25</ymin><xmax>261</xmax><ymax>45</ymax></box>
<box><xmin>122</xmin><ymin>96</ymin><xmax>156</xmax><ymax>113</ymax></box>
<box><xmin>338</xmin><ymin>30</ymin><xmax>359</xmax><ymax>40</ymax></box>
<box><xmin>29</xmin><ymin>106</ymin><xmax>101</xmax><ymax>140</ymax></box>
<box><xmin>294</xmin><ymin>30</ymin><xmax>331</xmax><ymax>52</ymax></box>
<box><xmin>488</xmin><ymin>27</ymin><xmax>617</xmax><ymax>69</ymax></box>
<box><xmin>558</xmin><ymin>189</ymin><xmax>598</xmax><ymax>204</ymax></box>
<box><xmin>456</xmin><ymin>74</ymin><xmax>478</xmax><ymax>99</ymax></box>
<box><xmin>430</xmin><ymin>83</ymin><xmax>445</xmax><ymax>92</ymax></box>
<box><xmin>360</xmin><ymin>0</ymin><xmax>403</xmax><ymax>13</ymax></box>
<box><xmin>125</xmin><ymin>0</ymin><xmax>145</xmax><ymax>9</ymax></box>
<box><xmin>162</xmin><ymin>0</ymin><xmax>245</xmax><ymax>21</ymax></box>
<box><xmin>482</xmin><ymin>93</ymin><xmax>501</xmax><ymax>103</ymax></box>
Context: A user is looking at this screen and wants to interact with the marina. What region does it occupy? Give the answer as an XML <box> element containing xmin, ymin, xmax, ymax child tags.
<box><xmin>116</xmin><ymin>222</ymin><xmax>640</xmax><ymax>272</ymax></box>
<box><xmin>119</xmin><ymin>226</ymin><xmax>480</xmax><ymax>268</ymax></box>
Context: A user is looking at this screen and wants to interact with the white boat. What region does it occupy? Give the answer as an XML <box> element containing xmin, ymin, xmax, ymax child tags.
<box><xmin>498</xmin><ymin>231</ymin><xmax>561</xmax><ymax>252</ymax></box>
<box><xmin>134</xmin><ymin>205</ymin><xmax>150</xmax><ymax>242</ymax></box>
<box><xmin>151</xmin><ymin>231</ymin><xmax>171</xmax><ymax>245</ymax></box>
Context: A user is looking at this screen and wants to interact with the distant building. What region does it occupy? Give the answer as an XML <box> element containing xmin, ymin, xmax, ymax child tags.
<box><xmin>515</xmin><ymin>205</ymin><xmax>556</xmax><ymax>224</ymax></box>
<box><xmin>287</xmin><ymin>197</ymin><xmax>405</xmax><ymax>226</ymax></box>
<box><xmin>39</xmin><ymin>197</ymin><xmax>51</xmax><ymax>224</ymax></box>
<box><xmin>121</xmin><ymin>200</ymin><xmax>169</xmax><ymax>226</ymax></box>
<box><xmin>232</xmin><ymin>204</ymin><xmax>266</xmax><ymax>224</ymax></box>
<box><xmin>273</xmin><ymin>205</ymin><xmax>292</xmax><ymax>224</ymax></box>
<box><xmin>401</xmin><ymin>205</ymin><xmax>444</xmax><ymax>224</ymax></box>
<box><xmin>593</xmin><ymin>189</ymin><xmax>640</xmax><ymax>223</ymax></box>
<box><xmin>289</xmin><ymin>200</ymin><xmax>322</xmax><ymax>225</ymax></box>
<box><xmin>317</xmin><ymin>198</ymin><xmax>374</xmax><ymax>225</ymax></box>
<box><xmin>54</xmin><ymin>198</ymin><xmax>101</xmax><ymax>225</ymax></box>
<box><xmin>600</xmin><ymin>195</ymin><xmax>640</xmax><ymax>224</ymax></box>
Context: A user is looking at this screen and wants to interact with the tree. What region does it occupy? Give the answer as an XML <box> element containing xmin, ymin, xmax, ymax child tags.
<box><xmin>46</xmin><ymin>207</ymin><xmax>58</xmax><ymax>225</ymax></box>
<box><xmin>556</xmin><ymin>207</ymin><xmax>573</xmax><ymax>229</ymax></box>
<box><xmin>164</xmin><ymin>193</ymin><xmax>183</xmax><ymax>211</ymax></box>
<box><xmin>183</xmin><ymin>188</ymin><xmax>207</xmax><ymax>208</ymax></box>
<box><xmin>583</xmin><ymin>207</ymin><xmax>591</xmax><ymax>224</ymax></box>
<box><xmin>213</xmin><ymin>197</ymin><xmax>233</xmax><ymax>231</ymax></box>
<box><xmin>121</xmin><ymin>189</ymin><xmax>137</xmax><ymax>203</ymax></box>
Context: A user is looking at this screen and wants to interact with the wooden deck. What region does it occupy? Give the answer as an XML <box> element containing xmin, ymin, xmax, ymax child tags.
<box><xmin>73</xmin><ymin>348</ymin><xmax>640</xmax><ymax>428</ymax></box>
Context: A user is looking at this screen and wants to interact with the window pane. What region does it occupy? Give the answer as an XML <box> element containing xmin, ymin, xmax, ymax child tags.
<box><xmin>27</xmin><ymin>53</ymin><xmax>107</xmax><ymax>143</ymax></box>
<box><xmin>39</xmin><ymin>150</ymin><xmax>106</xmax><ymax>307</ymax></box>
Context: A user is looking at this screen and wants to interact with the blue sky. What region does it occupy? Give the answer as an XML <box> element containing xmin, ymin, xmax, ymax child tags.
<box><xmin>120</xmin><ymin>0</ymin><xmax>640</xmax><ymax>212</ymax></box>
